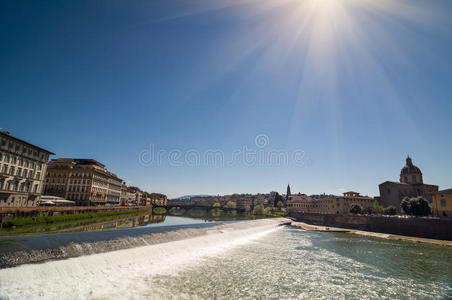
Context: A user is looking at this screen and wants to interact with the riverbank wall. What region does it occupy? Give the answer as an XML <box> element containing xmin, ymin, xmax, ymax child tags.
<box><xmin>288</xmin><ymin>212</ymin><xmax>452</xmax><ymax>241</ymax></box>
<box><xmin>0</xmin><ymin>206</ymin><xmax>152</xmax><ymax>222</ymax></box>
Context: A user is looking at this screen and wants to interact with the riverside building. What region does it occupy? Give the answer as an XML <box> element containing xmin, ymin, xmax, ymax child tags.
<box><xmin>120</xmin><ymin>185</ymin><xmax>138</xmax><ymax>206</ymax></box>
<box><xmin>287</xmin><ymin>191</ymin><xmax>374</xmax><ymax>214</ymax></box>
<box><xmin>148</xmin><ymin>193</ymin><xmax>167</xmax><ymax>206</ymax></box>
<box><xmin>0</xmin><ymin>131</ymin><xmax>54</xmax><ymax>207</ymax></box>
<box><xmin>107</xmin><ymin>176</ymin><xmax>122</xmax><ymax>206</ymax></box>
<box><xmin>43</xmin><ymin>158</ymin><xmax>122</xmax><ymax>206</ymax></box>
<box><xmin>431</xmin><ymin>189</ymin><xmax>452</xmax><ymax>218</ymax></box>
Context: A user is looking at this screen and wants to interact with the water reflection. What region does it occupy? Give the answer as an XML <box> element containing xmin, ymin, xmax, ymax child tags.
<box><xmin>73</xmin><ymin>214</ymin><xmax>167</xmax><ymax>233</ymax></box>
<box><xmin>1</xmin><ymin>207</ymin><xmax>271</xmax><ymax>236</ymax></box>
<box><xmin>0</xmin><ymin>213</ymin><xmax>167</xmax><ymax>236</ymax></box>
<box><xmin>73</xmin><ymin>208</ymin><xmax>266</xmax><ymax>233</ymax></box>
<box><xmin>167</xmin><ymin>207</ymin><xmax>268</xmax><ymax>221</ymax></box>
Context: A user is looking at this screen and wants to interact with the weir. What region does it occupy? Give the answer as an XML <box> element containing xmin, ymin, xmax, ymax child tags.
<box><xmin>1</xmin><ymin>218</ymin><xmax>451</xmax><ymax>299</ymax></box>
<box><xmin>0</xmin><ymin>218</ymin><xmax>288</xmax><ymax>268</ymax></box>
<box><xmin>0</xmin><ymin>218</ymin><xmax>287</xmax><ymax>299</ymax></box>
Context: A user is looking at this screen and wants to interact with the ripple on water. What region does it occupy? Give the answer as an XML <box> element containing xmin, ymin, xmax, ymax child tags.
<box><xmin>1</xmin><ymin>222</ymin><xmax>451</xmax><ymax>299</ymax></box>
<box><xmin>149</xmin><ymin>228</ymin><xmax>452</xmax><ymax>299</ymax></box>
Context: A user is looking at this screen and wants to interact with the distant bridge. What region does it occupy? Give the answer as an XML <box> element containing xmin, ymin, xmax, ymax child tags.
<box><xmin>167</xmin><ymin>202</ymin><xmax>246</xmax><ymax>212</ymax></box>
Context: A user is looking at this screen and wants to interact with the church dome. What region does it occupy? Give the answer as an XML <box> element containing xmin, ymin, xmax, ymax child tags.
<box><xmin>400</xmin><ymin>156</ymin><xmax>422</xmax><ymax>175</ymax></box>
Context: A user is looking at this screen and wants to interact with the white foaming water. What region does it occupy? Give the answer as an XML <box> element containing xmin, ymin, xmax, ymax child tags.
<box><xmin>0</xmin><ymin>219</ymin><xmax>284</xmax><ymax>299</ymax></box>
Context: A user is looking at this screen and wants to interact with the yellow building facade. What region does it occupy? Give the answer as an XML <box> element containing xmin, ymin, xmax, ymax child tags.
<box><xmin>432</xmin><ymin>189</ymin><xmax>452</xmax><ymax>218</ymax></box>
<box><xmin>287</xmin><ymin>192</ymin><xmax>374</xmax><ymax>214</ymax></box>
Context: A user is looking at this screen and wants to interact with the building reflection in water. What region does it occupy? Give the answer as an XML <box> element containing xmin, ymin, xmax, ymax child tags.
<box><xmin>64</xmin><ymin>214</ymin><xmax>166</xmax><ymax>233</ymax></box>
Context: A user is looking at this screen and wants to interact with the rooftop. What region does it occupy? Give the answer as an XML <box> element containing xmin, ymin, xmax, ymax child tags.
<box><xmin>49</xmin><ymin>158</ymin><xmax>106</xmax><ymax>168</ymax></box>
<box><xmin>431</xmin><ymin>188</ymin><xmax>452</xmax><ymax>195</ymax></box>
<box><xmin>0</xmin><ymin>131</ymin><xmax>54</xmax><ymax>155</ymax></box>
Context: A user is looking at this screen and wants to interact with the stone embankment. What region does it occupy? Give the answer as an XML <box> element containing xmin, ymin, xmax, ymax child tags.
<box><xmin>290</xmin><ymin>220</ymin><xmax>452</xmax><ymax>247</ymax></box>
<box><xmin>288</xmin><ymin>211</ymin><xmax>452</xmax><ymax>241</ymax></box>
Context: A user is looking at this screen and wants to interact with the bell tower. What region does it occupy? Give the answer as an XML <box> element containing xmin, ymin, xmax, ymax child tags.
<box><xmin>285</xmin><ymin>184</ymin><xmax>291</xmax><ymax>204</ymax></box>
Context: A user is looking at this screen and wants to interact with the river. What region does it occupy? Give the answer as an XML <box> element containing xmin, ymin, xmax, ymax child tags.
<box><xmin>0</xmin><ymin>216</ymin><xmax>451</xmax><ymax>299</ymax></box>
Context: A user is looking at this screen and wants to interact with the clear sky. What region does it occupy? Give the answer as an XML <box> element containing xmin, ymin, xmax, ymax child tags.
<box><xmin>1</xmin><ymin>0</ymin><xmax>452</xmax><ymax>198</ymax></box>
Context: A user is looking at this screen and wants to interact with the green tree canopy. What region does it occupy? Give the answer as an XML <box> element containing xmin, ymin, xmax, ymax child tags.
<box><xmin>401</xmin><ymin>196</ymin><xmax>431</xmax><ymax>216</ymax></box>
<box><xmin>383</xmin><ymin>206</ymin><xmax>397</xmax><ymax>215</ymax></box>
<box><xmin>213</xmin><ymin>202</ymin><xmax>221</xmax><ymax>208</ymax></box>
<box><xmin>401</xmin><ymin>197</ymin><xmax>411</xmax><ymax>214</ymax></box>
<box><xmin>252</xmin><ymin>204</ymin><xmax>265</xmax><ymax>215</ymax></box>
<box><xmin>362</xmin><ymin>206</ymin><xmax>372</xmax><ymax>215</ymax></box>
<box><xmin>224</xmin><ymin>201</ymin><xmax>236</xmax><ymax>209</ymax></box>
<box><xmin>350</xmin><ymin>204</ymin><xmax>362</xmax><ymax>214</ymax></box>
<box><xmin>372</xmin><ymin>200</ymin><xmax>384</xmax><ymax>214</ymax></box>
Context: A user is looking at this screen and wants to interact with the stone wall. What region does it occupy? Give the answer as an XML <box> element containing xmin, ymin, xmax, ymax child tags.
<box><xmin>288</xmin><ymin>212</ymin><xmax>452</xmax><ymax>241</ymax></box>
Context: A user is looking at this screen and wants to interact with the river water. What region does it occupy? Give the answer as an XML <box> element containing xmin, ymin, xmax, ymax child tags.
<box><xmin>0</xmin><ymin>217</ymin><xmax>451</xmax><ymax>299</ymax></box>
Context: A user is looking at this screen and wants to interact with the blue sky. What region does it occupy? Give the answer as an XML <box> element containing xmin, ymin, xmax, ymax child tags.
<box><xmin>1</xmin><ymin>0</ymin><xmax>452</xmax><ymax>198</ymax></box>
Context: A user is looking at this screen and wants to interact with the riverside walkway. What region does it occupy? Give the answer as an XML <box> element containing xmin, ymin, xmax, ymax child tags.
<box><xmin>291</xmin><ymin>221</ymin><xmax>452</xmax><ymax>247</ymax></box>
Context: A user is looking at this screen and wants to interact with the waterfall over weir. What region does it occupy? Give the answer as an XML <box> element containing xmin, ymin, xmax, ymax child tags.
<box><xmin>0</xmin><ymin>218</ymin><xmax>287</xmax><ymax>299</ymax></box>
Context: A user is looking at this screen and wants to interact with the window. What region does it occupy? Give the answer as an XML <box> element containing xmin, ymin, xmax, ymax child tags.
<box><xmin>412</xmin><ymin>175</ymin><xmax>416</xmax><ymax>183</ymax></box>
<box><xmin>13</xmin><ymin>181</ymin><xmax>18</xmax><ymax>191</ymax></box>
<box><xmin>440</xmin><ymin>199</ymin><xmax>447</xmax><ymax>207</ymax></box>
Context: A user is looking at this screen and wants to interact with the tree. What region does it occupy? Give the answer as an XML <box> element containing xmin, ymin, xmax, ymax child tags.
<box><xmin>411</xmin><ymin>197</ymin><xmax>431</xmax><ymax>216</ymax></box>
<box><xmin>383</xmin><ymin>206</ymin><xmax>397</xmax><ymax>216</ymax></box>
<box><xmin>276</xmin><ymin>201</ymin><xmax>284</xmax><ymax>209</ymax></box>
<box><xmin>372</xmin><ymin>200</ymin><xmax>384</xmax><ymax>214</ymax></box>
<box><xmin>213</xmin><ymin>202</ymin><xmax>221</xmax><ymax>208</ymax></box>
<box><xmin>350</xmin><ymin>204</ymin><xmax>362</xmax><ymax>214</ymax></box>
<box><xmin>362</xmin><ymin>206</ymin><xmax>373</xmax><ymax>215</ymax></box>
<box><xmin>401</xmin><ymin>197</ymin><xmax>411</xmax><ymax>214</ymax></box>
<box><xmin>263</xmin><ymin>207</ymin><xmax>272</xmax><ymax>216</ymax></box>
<box><xmin>224</xmin><ymin>201</ymin><xmax>236</xmax><ymax>209</ymax></box>
<box><xmin>401</xmin><ymin>196</ymin><xmax>431</xmax><ymax>216</ymax></box>
<box><xmin>274</xmin><ymin>193</ymin><xmax>284</xmax><ymax>207</ymax></box>
<box><xmin>252</xmin><ymin>204</ymin><xmax>265</xmax><ymax>215</ymax></box>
